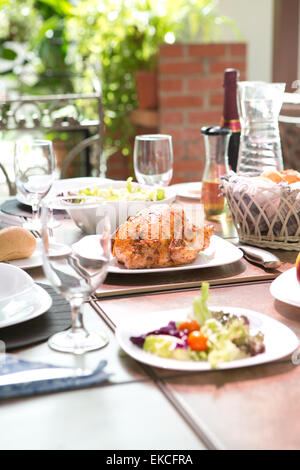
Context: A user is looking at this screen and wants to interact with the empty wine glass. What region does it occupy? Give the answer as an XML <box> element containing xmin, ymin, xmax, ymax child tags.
<box><xmin>41</xmin><ymin>196</ymin><xmax>111</xmax><ymax>354</ymax></box>
<box><xmin>14</xmin><ymin>139</ymin><xmax>56</xmax><ymax>231</ymax></box>
<box><xmin>134</xmin><ymin>134</ymin><xmax>173</xmax><ymax>187</ymax></box>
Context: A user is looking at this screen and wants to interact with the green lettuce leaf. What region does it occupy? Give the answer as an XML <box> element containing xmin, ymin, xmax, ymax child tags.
<box><xmin>143</xmin><ymin>335</ymin><xmax>183</xmax><ymax>359</ymax></box>
<box><xmin>192</xmin><ymin>282</ymin><xmax>212</xmax><ymax>326</ymax></box>
<box><xmin>78</xmin><ymin>177</ymin><xmax>165</xmax><ymax>201</ymax></box>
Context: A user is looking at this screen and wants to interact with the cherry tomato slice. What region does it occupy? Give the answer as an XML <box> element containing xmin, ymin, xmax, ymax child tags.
<box><xmin>187</xmin><ymin>331</ymin><xmax>208</xmax><ymax>351</ymax></box>
<box><xmin>178</xmin><ymin>319</ymin><xmax>200</xmax><ymax>334</ymax></box>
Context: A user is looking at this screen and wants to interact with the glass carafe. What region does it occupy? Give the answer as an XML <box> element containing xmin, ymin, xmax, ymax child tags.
<box><xmin>236</xmin><ymin>81</ymin><xmax>286</xmax><ymax>174</ymax></box>
<box><xmin>201</xmin><ymin>126</ymin><xmax>231</xmax><ymax>218</ymax></box>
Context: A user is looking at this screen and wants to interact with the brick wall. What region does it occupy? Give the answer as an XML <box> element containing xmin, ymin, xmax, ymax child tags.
<box><xmin>158</xmin><ymin>43</ymin><xmax>247</xmax><ymax>184</ymax></box>
<box><xmin>105</xmin><ymin>42</ymin><xmax>247</xmax><ymax>183</ymax></box>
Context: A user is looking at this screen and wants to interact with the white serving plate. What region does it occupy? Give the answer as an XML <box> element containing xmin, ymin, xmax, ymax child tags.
<box><xmin>108</xmin><ymin>235</ymin><xmax>242</xmax><ymax>274</ymax></box>
<box><xmin>116</xmin><ymin>306</ymin><xmax>299</xmax><ymax>371</ymax></box>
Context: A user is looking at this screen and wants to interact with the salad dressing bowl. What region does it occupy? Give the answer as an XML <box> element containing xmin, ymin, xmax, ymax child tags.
<box><xmin>66</xmin><ymin>179</ymin><xmax>175</xmax><ymax>233</ymax></box>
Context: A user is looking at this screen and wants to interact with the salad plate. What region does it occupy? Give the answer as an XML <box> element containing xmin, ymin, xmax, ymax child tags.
<box><xmin>108</xmin><ymin>235</ymin><xmax>243</xmax><ymax>274</ymax></box>
<box><xmin>6</xmin><ymin>239</ymin><xmax>71</xmax><ymax>270</ymax></box>
<box><xmin>66</xmin><ymin>178</ymin><xmax>175</xmax><ymax>233</ymax></box>
<box><xmin>116</xmin><ymin>304</ymin><xmax>298</xmax><ymax>371</ymax></box>
<box><xmin>270</xmin><ymin>267</ymin><xmax>300</xmax><ymax>308</ymax></box>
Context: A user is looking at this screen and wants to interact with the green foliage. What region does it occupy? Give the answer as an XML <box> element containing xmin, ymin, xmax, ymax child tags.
<box><xmin>0</xmin><ymin>0</ymin><xmax>241</xmax><ymax>166</ymax></box>
<box><xmin>66</xmin><ymin>0</ymin><xmax>240</xmax><ymax>159</ymax></box>
<box><xmin>0</xmin><ymin>0</ymin><xmax>73</xmax><ymax>93</ymax></box>
<box><xmin>0</xmin><ymin>0</ymin><xmax>39</xmax><ymax>43</ymax></box>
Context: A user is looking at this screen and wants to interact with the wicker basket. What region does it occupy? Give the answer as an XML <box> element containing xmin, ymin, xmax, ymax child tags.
<box><xmin>222</xmin><ymin>173</ymin><xmax>300</xmax><ymax>250</ymax></box>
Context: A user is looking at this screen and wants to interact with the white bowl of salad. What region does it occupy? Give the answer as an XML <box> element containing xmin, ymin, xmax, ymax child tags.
<box><xmin>66</xmin><ymin>178</ymin><xmax>175</xmax><ymax>233</ymax></box>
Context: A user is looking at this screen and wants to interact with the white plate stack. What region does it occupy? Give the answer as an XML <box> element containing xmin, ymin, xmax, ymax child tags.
<box><xmin>0</xmin><ymin>264</ymin><xmax>52</xmax><ymax>328</ymax></box>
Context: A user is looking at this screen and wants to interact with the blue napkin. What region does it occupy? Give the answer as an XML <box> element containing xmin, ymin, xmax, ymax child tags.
<box><xmin>0</xmin><ymin>354</ymin><xmax>109</xmax><ymax>400</ymax></box>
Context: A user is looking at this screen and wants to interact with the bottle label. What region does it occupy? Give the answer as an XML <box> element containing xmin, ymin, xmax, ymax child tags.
<box><xmin>221</xmin><ymin>118</ymin><xmax>241</xmax><ymax>133</ymax></box>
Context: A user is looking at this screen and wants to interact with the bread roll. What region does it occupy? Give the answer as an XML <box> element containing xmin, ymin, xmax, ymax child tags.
<box><xmin>0</xmin><ymin>226</ymin><xmax>37</xmax><ymax>262</ymax></box>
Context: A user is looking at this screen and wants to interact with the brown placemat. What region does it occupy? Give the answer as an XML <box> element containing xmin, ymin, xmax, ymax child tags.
<box><xmin>0</xmin><ymin>284</ymin><xmax>71</xmax><ymax>351</ymax></box>
<box><xmin>95</xmin><ymin>253</ymin><xmax>297</xmax><ymax>299</ymax></box>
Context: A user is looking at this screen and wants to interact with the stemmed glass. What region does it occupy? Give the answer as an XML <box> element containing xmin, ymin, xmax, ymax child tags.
<box><xmin>14</xmin><ymin>139</ymin><xmax>56</xmax><ymax>231</ymax></box>
<box><xmin>133</xmin><ymin>134</ymin><xmax>173</xmax><ymax>187</ymax></box>
<box><xmin>41</xmin><ymin>196</ymin><xmax>111</xmax><ymax>354</ymax></box>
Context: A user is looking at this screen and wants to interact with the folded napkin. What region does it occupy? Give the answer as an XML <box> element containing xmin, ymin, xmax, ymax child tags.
<box><xmin>0</xmin><ymin>354</ymin><xmax>109</xmax><ymax>400</ymax></box>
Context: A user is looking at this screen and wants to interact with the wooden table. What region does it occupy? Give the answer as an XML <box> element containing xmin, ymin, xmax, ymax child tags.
<box><xmin>0</xmin><ymin>196</ymin><xmax>299</xmax><ymax>450</ymax></box>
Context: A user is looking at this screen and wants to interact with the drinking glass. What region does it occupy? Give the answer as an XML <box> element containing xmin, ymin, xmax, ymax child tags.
<box><xmin>41</xmin><ymin>196</ymin><xmax>111</xmax><ymax>354</ymax></box>
<box><xmin>14</xmin><ymin>139</ymin><xmax>56</xmax><ymax>230</ymax></box>
<box><xmin>134</xmin><ymin>134</ymin><xmax>173</xmax><ymax>186</ymax></box>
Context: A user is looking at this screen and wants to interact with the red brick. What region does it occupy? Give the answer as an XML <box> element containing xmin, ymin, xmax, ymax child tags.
<box><xmin>210</xmin><ymin>92</ymin><xmax>224</xmax><ymax>107</ymax></box>
<box><xmin>159</xmin><ymin>44</ymin><xmax>184</xmax><ymax>58</ymax></box>
<box><xmin>182</xmin><ymin>128</ymin><xmax>203</xmax><ymax>140</ymax></box>
<box><xmin>159</xmin><ymin>78</ymin><xmax>183</xmax><ymax>92</ymax></box>
<box><xmin>106</xmin><ymin>168</ymin><xmax>130</xmax><ymax>179</ymax></box>
<box><xmin>230</xmin><ymin>43</ymin><xmax>247</xmax><ymax>56</ymax></box>
<box><xmin>186</xmin><ymin>143</ymin><xmax>206</xmax><ymax>159</ymax></box>
<box><xmin>159</xmin><ymin>128</ymin><xmax>187</xmax><ymax>141</ymax></box>
<box><xmin>187</xmin><ymin>77</ymin><xmax>223</xmax><ymax>92</ymax></box>
<box><xmin>107</xmin><ymin>157</ymin><xmax>127</xmax><ymax>170</ymax></box>
<box><xmin>173</xmin><ymin>143</ymin><xmax>185</xmax><ymax>159</ymax></box>
<box><xmin>209</xmin><ymin>60</ymin><xmax>246</xmax><ymax>74</ymax></box>
<box><xmin>171</xmin><ymin>176</ymin><xmax>187</xmax><ymax>184</ymax></box>
<box><xmin>188</xmin><ymin>110</ymin><xmax>221</xmax><ymax>125</ymax></box>
<box><xmin>188</xmin><ymin>44</ymin><xmax>226</xmax><ymax>57</ymax></box>
<box><xmin>158</xmin><ymin>61</ymin><xmax>204</xmax><ymax>75</ymax></box>
<box><xmin>160</xmin><ymin>127</ymin><xmax>205</xmax><ymax>143</ymax></box>
<box><xmin>160</xmin><ymin>95</ymin><xmax>204</xmax><ymax>108</ymax></box>
<box><xmin>174</xmin><ymin>159</ymin><xmax>203</xmax><ymax>172</ymax></box>
<box><xmin>160</xmin><ymin>111</ymin><xmax>184</xmax><ymax>126</ymax></box>
<box><xmin>174</xmin><ymin>169</ymin><xmax>204</xmax><ymax>182</ymax></box>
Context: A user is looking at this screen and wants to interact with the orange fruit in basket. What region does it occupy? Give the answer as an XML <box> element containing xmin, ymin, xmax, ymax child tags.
<box><xmin>260</xmin><ymin>169</ymin><xmax>283</xmax><ymax>184</ymax></box>
<box><xmin>280</xmin><ymin>169</ymin><xmax>300</xmax><ymax>184</ymax></box>
<box><xmin>296</xmin><ymin>253</ymin><xmax>300</xmax><ymax>283</ymax></box>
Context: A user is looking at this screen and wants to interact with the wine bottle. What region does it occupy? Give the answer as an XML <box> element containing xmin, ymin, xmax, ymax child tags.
<box><xmin>221</xmin><ymin>68</ymin><xmax>241</xmax><ymax>172</ymax></box>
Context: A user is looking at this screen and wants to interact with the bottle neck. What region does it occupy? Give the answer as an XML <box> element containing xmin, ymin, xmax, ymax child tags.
<box><xmin>222</xmin><ymin>70</ymin><xmax>241</xmax><ymax>133</ymax></box>
<box><xmin>203</xmin><ymin>135</ymin><xmax>230</xmax><ymax>166</ymax></box>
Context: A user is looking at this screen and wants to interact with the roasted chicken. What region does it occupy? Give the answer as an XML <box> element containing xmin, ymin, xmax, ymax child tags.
<box><xmin>112</xmin><ymin>204</ymin><xmax>214</xmax><ymax>269</ymax></box>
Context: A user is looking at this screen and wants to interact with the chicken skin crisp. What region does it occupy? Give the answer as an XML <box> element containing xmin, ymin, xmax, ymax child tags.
<box><xmin>112</xmin><ymin>204</ymin><xmax>214</xmax><ymax>269</ymax></box>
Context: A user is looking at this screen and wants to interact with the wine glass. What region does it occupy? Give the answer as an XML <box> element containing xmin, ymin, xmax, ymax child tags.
<box><xmin>40</xmin><ymin>196</ymin><xmax>111</xmax><ymax>354</ymax></box>
<box><xmin>133</xmin><ymin>134</ymin><xmax>173</xmax><ymax>187</ymax></box>
<box><xmin>14</xmin><ymin>139</ymin><xmax>56</xmax><ymax>231</ymax></box>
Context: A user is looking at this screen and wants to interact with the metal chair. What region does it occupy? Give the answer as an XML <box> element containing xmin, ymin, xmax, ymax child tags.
<box><xmin>0</xmin><ymin>161</ymin><xmax>15</xmax><ymax>195</ymax></box>
<box><xmin>0</xmin><ymin>85</ymin><xmax>104</xmax><ymax>195</ymax></box>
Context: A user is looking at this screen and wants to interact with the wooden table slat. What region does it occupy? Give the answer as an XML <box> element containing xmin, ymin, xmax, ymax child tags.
<box><xmin>96</xmin><ymin>280</ymin><xmax>300</xmax><ymax>449</ymax></box>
